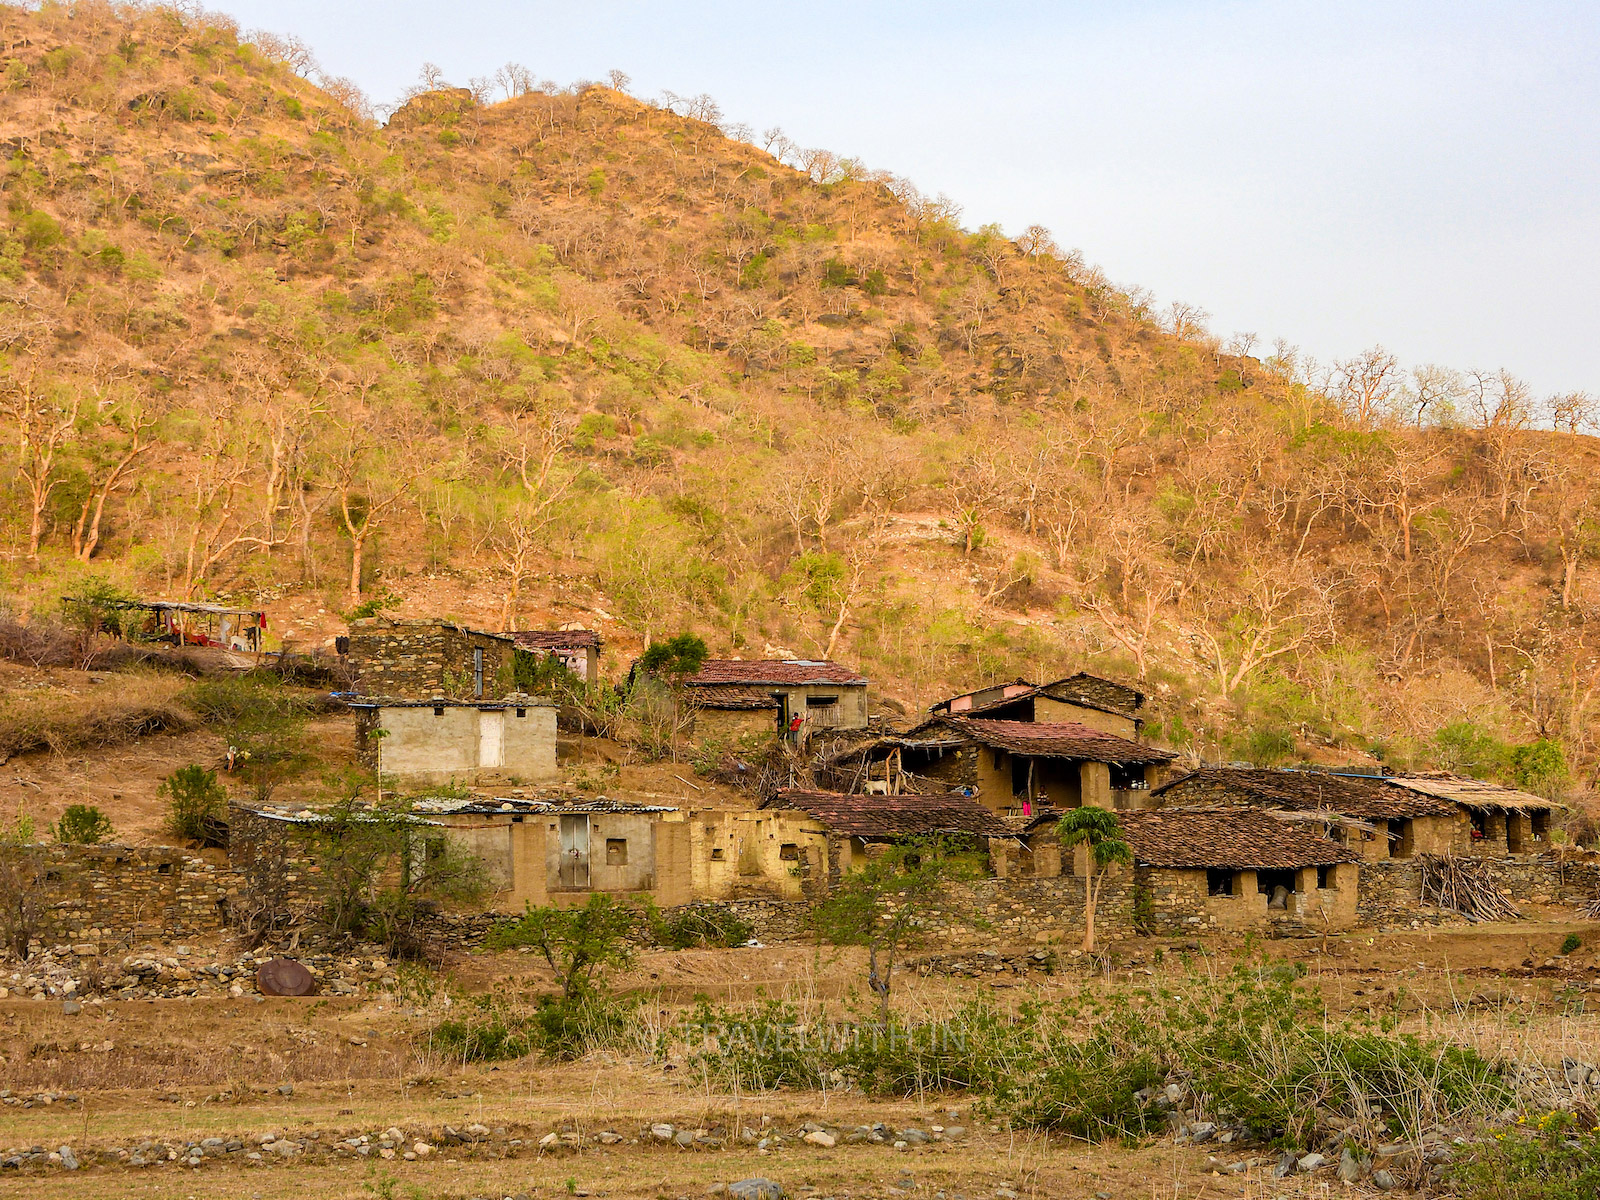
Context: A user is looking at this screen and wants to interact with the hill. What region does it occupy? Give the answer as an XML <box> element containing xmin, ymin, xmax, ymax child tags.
<box><xmin>1</xmin><ymin>1</ymin><xmax>1598</xmax><ymax>796</ymax></box>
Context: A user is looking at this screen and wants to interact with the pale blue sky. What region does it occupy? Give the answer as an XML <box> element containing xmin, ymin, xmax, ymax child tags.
<box><xmin>212</xmin><ymin>1</ymin><xmax>1599</xmax><ymax>397</ymax></box>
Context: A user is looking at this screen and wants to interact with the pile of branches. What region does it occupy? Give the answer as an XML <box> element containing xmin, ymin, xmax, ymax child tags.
<box><xmin>1418</xmin><ymin>853</ymin><xmax>1521</xmax><ymax>922</ymax></box>
<box><xmin>1581</xmin><ymin>893</ymin><xmax>1600</xmax><ymax>920</ymax></box>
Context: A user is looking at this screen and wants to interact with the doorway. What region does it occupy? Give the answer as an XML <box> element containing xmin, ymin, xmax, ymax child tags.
<box><xmin>478</xmin><ymin>710</ymin><xmax>505</xmax><ymax>768</ymax></box>
<box><xmin>559</xmin><ymin>814</ymin><xmax>591</xmax><ymax>889</ymax></box>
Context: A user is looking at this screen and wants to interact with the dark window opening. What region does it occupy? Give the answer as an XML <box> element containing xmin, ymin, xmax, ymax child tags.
<box><xmin>606</xmin><ymin>838</ymin><xmax>628</xmax><ymax>866</ymax></box>
<box><xmin>779</xmin><ymin>843</ymin><xmax>800</xmax><ymax>861</ymax></box>
<box><xmin>1316</xmin><ymin>865</ymin><xmax>1332</xmax><ymax>888</ymax></box>
<box><xmin>710</xmin><ymin>847</ymin><xmax>726</xmax><ymax>861</ymax></box>
<box><xmin>1257</xmin><ymin>868</ymin><xmax>1297</xmax><ymax>907</ymax></box>
<box><xmin>806</xmin><ymin>695</ymin><xmax>839</xmax><ymax>707</ymax></box>
<box><xmin>1206</xmin><ymin>868</ymin><xmax>1234</xmax><ymax>896</ymax></box>
<box><xmin>473</xmin><ymin>647</ymin><xmax>485</xmax><ymax>698</ymax></box>
<box><xmin>1532</xmin><ymin>811</ymin><xmax>1550</xmax><ymax>841</ymax></box>
<box><xmin>156</xmin><ymin>862</ymin><xmax>173</xmax><ymax>876</ymax></box>
<box><xmin>1012</xmin><ymin>756</ymin><xmax>1031</xmax><ymax>798</ymax></box>
<box><xmin>516</xmin><ymin>707</ymin><xmax>526</xmax><ymax>718</ymax></box>
<box><xmin>1110</xmin><ymin>763</ymin><xmax>1145</xmax><ymax>791</ymax></box>
<box><xmin>433</xmin><ymin>705</ymin><xmax>445</xmax><ymax>717</ymax></box>
<box><xmin>1469</xmin><ymin>810</ymin><xmax>1487</xmax><ymax>840</ymax></box>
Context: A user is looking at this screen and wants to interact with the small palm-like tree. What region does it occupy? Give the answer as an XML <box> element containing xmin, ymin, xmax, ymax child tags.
<box><xmin>1057</xmin><ymin>806</ymin><xmax>1132</xmax><ymax>953</ymax></box>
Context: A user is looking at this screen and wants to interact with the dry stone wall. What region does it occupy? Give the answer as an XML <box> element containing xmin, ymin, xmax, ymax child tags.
<box><xmin>18</xmin><ymin>844</ymin><xmax>240</xmax><ymax>947</ymax></box>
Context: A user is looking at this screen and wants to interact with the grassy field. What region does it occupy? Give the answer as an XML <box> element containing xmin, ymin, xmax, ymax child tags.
<box><xmin>3</xmin><ymin>923</ymin><xmax>1598</xmax><ymax>1200</ymax></box>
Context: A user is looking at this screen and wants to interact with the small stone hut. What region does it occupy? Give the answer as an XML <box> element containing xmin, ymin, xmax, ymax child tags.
<box><xmin>346</xmin><ymin>617</ymin><xmax>518</xmax><ymax>700</ymax></box>
<box><xmin>1114</xmin><ymin>806</ymin><xmax>1361</xmax><ymax>932</ymax></box>
<box><xmin>512</xmin><ymin>629</ymin><xmax>602</xmax><ymax>682</ymax></box>
<box><xmin>683</xmin><ymin>659</ymin><xmax>869</xmax><ymax>743</ymax></box>
<box><xmin>1383</xmin><ymin>774</ymin><xmax>1556</xmax><ymax>855</ymax></box>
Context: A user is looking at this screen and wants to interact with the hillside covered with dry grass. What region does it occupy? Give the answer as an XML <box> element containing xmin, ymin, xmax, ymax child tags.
<box><xmin>2</xmin><ymin>2</ymin><xmax>1598</xmax><ymax>796</ymax></box>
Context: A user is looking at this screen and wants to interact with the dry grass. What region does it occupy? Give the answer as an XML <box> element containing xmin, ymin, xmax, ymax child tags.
<box><xmin>0</xmin><ymin>673</ymin><xmax>194</xmax><ymax>764</ymax></box>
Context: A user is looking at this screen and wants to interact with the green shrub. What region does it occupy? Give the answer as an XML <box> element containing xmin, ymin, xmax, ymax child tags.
<box><xmin>160</xmin><ymin>764</ymin><xmax>228</xmax><ymax>845</ymax></box>
<box><xmin>1446</xmin><ymin>1112</ymin><xmax>1600</xmax><ymax>1200</ymax></box>
<box><xmin>638</xmin><ymin>633</ymin><xmax>708</xmax><ymax>681</ymax></box>
<box><xmin>652</xmin><ymin>904</ymin><xmax>753</xmax><ymax>949</ymax></box>
<box><xmin>54</xmin><ymin>804</ymin><xmax>114</xmax><ymax>845</ymax></box>
<box><xmin>431</xmin><ymin>993</ymin><xmax>632</xmax><ymax>1063</ymax></box>
<box><xmin>1560</xmin><ymin>933</ymin><xmax>1582</xmax><ymax>955</ymax></box>
<box><xmin>1508</xmin><ymin>739</ymin><xmax>1567</xmax><ymax>799</ymax></box>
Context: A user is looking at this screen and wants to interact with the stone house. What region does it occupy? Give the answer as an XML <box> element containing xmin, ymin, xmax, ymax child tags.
<box><xmin>1114</xmin><ymin>806</ymin><xmax>1361</xmax><ymax>932</ymax></box>
<box><xmin>350</xmin><ymin>695</ymin><xmax>557</xmax><ymax>787</ymax></box>
<box><xmin>346</xmin><ymin>617</ymin><xmax>519</xmax><ymax>700</ymax></box>
<box><xmin>1382</xmin><ymin>774</ymin><xmax>1556</xmax><ymax>855</ymax></box>
<box><xmin>825</xmin><ymin>716</ymin><xmax>1175</xmax><ymax>816</ymax></box>
<box><xmin>754</xmin><ymin>789</ymin><xmax>1018</xmax><ymax>897</ymax></box>
<box><xmin>931</xmin><ymin>673</ymin><xmax>1147</xmax><ymax>738</ymax></box>
<box><xmin>683</xmin><ymin>659</ymin><xmax>869</xmax><ymax>744</ymax></box>
<box><xmin>512</xmin><ymin>629</ymin><xmax>602</xmax><ymax>682</ymax></box>
<box><xmin>1150</xmin><ymin>768</ymin><xmax>1556</xmax><ymax>860</ymax></box>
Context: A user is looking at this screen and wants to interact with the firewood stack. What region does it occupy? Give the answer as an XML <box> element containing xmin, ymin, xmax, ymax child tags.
<box><xmin>1417</xmin><ymin>853</ymin><xmax>1521</xmax><ymax>922</ymax></box>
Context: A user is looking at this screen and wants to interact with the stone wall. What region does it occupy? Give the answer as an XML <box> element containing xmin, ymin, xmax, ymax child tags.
<box><xmin>10</xmin><ymin>844</ymin><xmax>242</xmax><ymax>948</ymax></box>
<box><xmin>347</xmin><ymin>618</ymin><xmax>516</xmax><ymax>699</ymax></box>
<box><xmin>1358</xmin><ymin>852</ymin><xmax>1600</xmax><ymax>926</ymax></box>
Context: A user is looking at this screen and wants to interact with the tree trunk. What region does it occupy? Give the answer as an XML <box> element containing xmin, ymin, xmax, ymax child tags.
<box><xmin>348</xmin><ymin>532</ymin><xmax>367</xmax><ymax>601</ymax></box>
<box><xmin>1082</xmin><ymin>871</ymin><xmax>1100</xmax><ymax>952</ymax></box>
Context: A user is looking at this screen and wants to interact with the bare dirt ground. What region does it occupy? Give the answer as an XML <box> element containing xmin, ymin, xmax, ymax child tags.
<box><xmin>3</xmin><ymin>922</ymin><xmax>1599</xmax><ymax>1200</ymax></box>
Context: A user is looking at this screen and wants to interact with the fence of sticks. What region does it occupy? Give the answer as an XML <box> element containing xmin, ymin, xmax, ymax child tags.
<box><xmin>1417</xmin><ymin>853</ymin><xmax>1521</xmax><ymax>922</ymax></box>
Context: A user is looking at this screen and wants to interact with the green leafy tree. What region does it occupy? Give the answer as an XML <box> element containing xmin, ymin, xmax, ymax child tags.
<box><xmin>812</xmin><ymin>834</ymin><xmax>982</xmax><ymax>1024</ymax></box>
<box><xmin>638</xmin><ymin>632</ymin><xmax>708</xmax><ymax>682</ymax></box>
<box><xmin>54</xmin><ymin>804</ymin><xmax>114</xmax><ymax>845</ymax></box>
<box><xmin>160</xmin><ymin>764</ymin><xmax>228</xmax><ymax>846</ymax></box>
<box><xmin>1057</xmin><ymin>806</ymin><xmax>1132</xmax><ymax>953</ymax></box>
<box><xmin>486</xmin><ymin>893</ymin><xmax>637</xmax><ymax>1001</ymax></box>
<box><xmin>1508</xmin><ymin>739</ymin><xmax>1567</xmax><ymax>799</ymax></box>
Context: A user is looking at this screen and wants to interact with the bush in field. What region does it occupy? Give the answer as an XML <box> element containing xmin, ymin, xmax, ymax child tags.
<box><xmin>487</xmin><ymin>893</ymin><xmax>636</xmax><ymax>1000</ymax></box>
<box><xmin>160</xmin><ymin>764</ymin><xmax>228</xmax><ymax>845</ymax></box>
<box><xmin>54</xmin><ymin>804</ymin><xmax>114</xmax><ymax>844</ymax></box>
<box><xmin>650</xmin><ymin>903</ymin><xmax>753</xmax><ymax>949</ymax></box>
<box><xmin>1446</xmin><ymin>1112</ymin><xmax>1600</xmax><ymax>1200</ymax></box>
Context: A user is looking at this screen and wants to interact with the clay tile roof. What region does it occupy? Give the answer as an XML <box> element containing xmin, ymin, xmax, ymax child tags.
<box><xmin>1150</xmin><ymin>768</ymin><xmax>1456</xmax><ymax>820</ymax></box>
<box><xmin>763</xmin><ymin>790</ymin><xmax>1016</xmax><ymax>839</ymax></box>
<box><xmin>931</xmin><ymin>717</ymin><xmax>1176</xmax><ymax>764</ymax></box>
<box><xmin>513</xmin><ymin>629</ymin><xmax>602</xmax><ymax>651</ymax></box>
<box><xmin>687</xmin><ymin>684</ymin><xmax>783</xmax><ymax>710</ymax></box>
<box><xmin>687</xmin><ymin>660</ymin><xmax>868</xmax><ymax>686</ymax></box>
<box><xmin>1113</xmin><ymin>806</ymin><xmax>1359</xmax><ymax>870</ymax></box>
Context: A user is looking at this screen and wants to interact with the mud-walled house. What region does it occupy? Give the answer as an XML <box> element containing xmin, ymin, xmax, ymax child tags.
<box><xmin>1110</xmin><ymin>806</ymin><xmax>1362</xmax><ymax>933</ymax></box>
<box><xmin>754</xmin><ymin>789</ymin><xmax>1018</xmax><ymax>897</ymax></box>
<box><xmin>682</xmin><ymin>659</ymin><xmax>869</xmax><ymax>744</ymax></box>
<box><xmin>1381</xmin><ymin>774</ymin><xmax>1557</xmax><ymax>856</ymax></box>
<box><xmin>931</xmin><ymin>673</ymin><xmax>1147</xmax><ymax>738</ymax></box>
<box><xmin>825</xmin><ymin>716</ymin><xmax>1175</xmax><ymax>817</ymax></box>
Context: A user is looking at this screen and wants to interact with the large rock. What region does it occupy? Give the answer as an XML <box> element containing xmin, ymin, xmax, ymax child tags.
<box><xmin>729</xmin><ymin>1180</ymin><xmax>783</xmax><ymax>1200</ymax></box>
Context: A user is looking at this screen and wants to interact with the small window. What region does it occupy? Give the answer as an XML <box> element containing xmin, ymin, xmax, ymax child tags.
<box><xmin>1206</xmin><ymin>868</ymin><xmax>1233</xmax><ymax>896</ymax></box>
<box><xmin>779</xmin><ymin>843</ymin><xmax>800</xmax><ymax>861</ymax></box>
<box><xmin>473</xmin><ymin>647</ymin><xmax>485</xmax><ymax>698</ymax></box>
<box><xmin>433</xmin><ymin>705</ymin><xmax>445</xmax><ymax>717</ymax></box>
<box><xmin>606</xmin><ymin>838</ymin><xmax>628</xmax><ymax>866</ymax></box>
<box><xmin>156</xmin><ymin>862</ymin><xmax>172</xmax><ymax>876</ymax></box>
<box><xmin>710</xmin><ymin>847</ymin><xmax>726</xmax><ymax>861</ymax></box>
<box><xmin>516</xmin><ymin>707</ymin><xmax>526</xmax><ymax>718</ymax></box>
<box><xmin>1316</xmin><ymin>865</ymin><xmax>1332</xmax><ymax>888</ymax></box>
<box><xmin>806</xmin><ymin>695</ymin><xmax>839</xmax><ymax>707</ymax></box>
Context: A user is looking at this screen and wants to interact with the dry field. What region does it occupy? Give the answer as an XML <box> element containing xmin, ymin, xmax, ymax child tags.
<box><xmin>3</xmin><ymin>921</ymin><xmax>1598</xmax><ymax>1200</ymax></box>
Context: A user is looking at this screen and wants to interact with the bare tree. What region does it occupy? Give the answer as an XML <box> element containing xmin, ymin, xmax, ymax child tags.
<box><xmin>1333</xmin><ymin>346</ymin><xmax>1401</xmax><ymax>430</ymax></box>
<box><xmin>73</xmin><ymin>391</ymin><xmax>164</xmax><ymax>562</ymax></box>
<box><xmin>606</xmin><ymin>69</ymin><xmax>631</xmax><ymax>93</ymax></box>
<box><xmin>0</xmin><ymin>368</ymin><xmax>79</xmax><ymax>562</ymax></box>
<box><xmin>1548</xmin><ymin>390</ymin><xmax>1596</xmax><ymax>434</ymax></box>
<box><xmin>1187</xmin><ymin>567</ymin><xmax>1336</xmax><ymax>698</ymax></box>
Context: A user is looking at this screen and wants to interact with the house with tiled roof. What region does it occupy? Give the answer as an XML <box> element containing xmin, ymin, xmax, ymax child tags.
<box><xmin>512</xmin><ymin>628</ymin><xmax>602</xmax><ymax>681</ymax></box>
<box><xmin>1111</xmin><ymin>806</ymin><xmax>1361</xmax><ymax>931</ymax></box>
<box><xmin>824</xmin><ymin>714</ymin><xmax>1176</xmax><ymax>817</ymax></box>
<box><xmin>932</xmin><ymin>673</ymin><xmax>1147</xmax><ymax>738</ymax></box>
<box><xmin>1150</xmin><ymin>767</ymin><xmax>1557</xmax><ymax>860</ymax></box>
<box><xmin>683</xmin><ymin>659</ymin><xmax>869</xmax><ymax>743</ymax></box>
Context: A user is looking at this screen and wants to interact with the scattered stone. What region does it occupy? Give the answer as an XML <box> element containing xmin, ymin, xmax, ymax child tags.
<box><xmin>1373</xmin><ymin>1169</ymin><xmax>1398</xmax><ymax>1190</ymax></box>
<box><xmin>802</xmin><ymin>1131</ymin><xmax>836</xmax><ymax>1148</ymax></box>
<box><xmin>1272</xmin><ymin>1151</ymin><xmax>1297</xmax><ymax>1179</ymax></box>
<box><xmin>1188</xmin><ymin>1122</ymin><xmax>1217</xmax><ymax>1143</ymax></box>
<box><xmin>277</xmin><ymin>1084</ymin><xmax>293</xmax><ymax>1097</ymax></box>
<box><xmin>1337</xmin><ymin>1149</ymin><xmax>1366</xmax><ymax>1183</ymax></box>
<box><xmin>943</xmin><ymin>1126</ymin><xmax>967</xmax><ymax>1140</ymax></box>
<box><xmin>60</xmin><ymin>1000</ymin><xmax>82</xmax><ymax>1016</ymax></box>
<box><xmin>1297</xmin><ymin>1152</ymin><xmax>1327</xmax><ymax>1173</ymax></box>
<box><xmin>729</xmin><ymin>1180</ymin><xmax>784</xmax><ymax>1200</ymax></box>
<box><xmin>597</xmin><ymin>1131</ymin><xmax>624</xmax><ymax>1144</ymax></box>
<box><xmin>57</xmin><ymin>1145</ymin><xmax>78</xmax><ymax>1170</ymax></box>
<box><xmin>651</xmin><ymin>1124</ymin><xmax>676</xmax><ymax>1142</ymax></box>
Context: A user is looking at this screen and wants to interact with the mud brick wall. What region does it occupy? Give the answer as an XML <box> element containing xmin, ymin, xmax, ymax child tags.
<box><xmin>917</xmin><ymin>875</ymin><xmax>1137</xmax><ymax>946</ymax></box>
<box><xmin>347</xmin><ymin>619</ymin><xmax>514</xmax><ymax>699</ymax></box>
<box><xmin>17</xmin><ymin>844</ymin><xmax>243</xmax><ymax>947</ymax></box>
